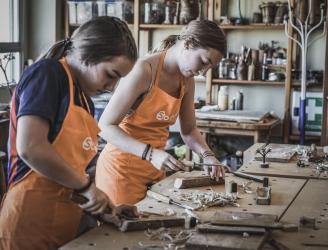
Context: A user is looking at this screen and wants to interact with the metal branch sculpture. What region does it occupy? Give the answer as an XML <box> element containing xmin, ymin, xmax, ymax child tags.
<box><xmin>0</xmin><ymin>53</ymin><xmax>15</xmax><ymax>96</ymax></box>
<box><xmin>284</xmin><ymin>0</ymin><xmax>326</xmax><ymax>144</ymax></box>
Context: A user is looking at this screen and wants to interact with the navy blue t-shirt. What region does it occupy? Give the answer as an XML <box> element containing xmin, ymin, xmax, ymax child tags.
<box><xmin>8</xmin><ymin>59</ymin><xmax>95</xmax><ymax>185</ymax></box>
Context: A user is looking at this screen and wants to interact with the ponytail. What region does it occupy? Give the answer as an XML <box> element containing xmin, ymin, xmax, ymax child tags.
<box><xmin>152</xmin><ymin>35</ymin><xmax>179</xmax><ymax>54</ymax></box>
<box><xmin>37</xmin><ymin>38</ymin><xmax>72</xmax><ymax>61</ymax></box>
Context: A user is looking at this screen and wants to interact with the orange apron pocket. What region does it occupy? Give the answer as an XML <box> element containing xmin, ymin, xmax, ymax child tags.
<box><xmin>51</xmin><ymin>198</ymin><xmax>82</xmax><ymax>246</ymax></box>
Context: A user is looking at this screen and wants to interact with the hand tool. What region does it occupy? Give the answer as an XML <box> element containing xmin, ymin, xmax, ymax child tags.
<box><xmin>70</xmin><ymin>192</ymin><xmax>136</xmax><ymax>221</ymax></box>
<box><xmin>147</xmin><ymin>190</ymin><xmax>195</xmax><ymax>210</ymax></box>
<box><xmin>210</xmin><ymin>219</ymin><xmax>298</xmax><ymax>232</ymax></box>
<box><xmin>197</xmin><ymin>224</ymin><xmax>266</xmax><ymax>235</ymax></box>
<box><xmin>192</xmin><ymin>162</ymin><xmax>265</xmax><ymax>183</ymax></box>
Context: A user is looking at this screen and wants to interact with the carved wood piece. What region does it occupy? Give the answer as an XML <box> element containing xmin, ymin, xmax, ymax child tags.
<box><xmin>174</xmin><ymin>175</ymin><xmax>225</xmax><ymax>189</ymax></box>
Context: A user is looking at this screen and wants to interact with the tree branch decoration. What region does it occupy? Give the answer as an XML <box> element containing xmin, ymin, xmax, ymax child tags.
<box><xmin>0</xmin><ymin>53</ymin><xmax>15</xmax><ymax>96</ymax></box>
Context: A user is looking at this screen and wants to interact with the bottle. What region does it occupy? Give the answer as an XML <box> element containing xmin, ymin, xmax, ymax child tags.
<box><xmin>218</xmin><ymin>86</ymin><xmax>228</xmax><ymax>111</ymax></box>
<box><xmin>144</xmin><ymin>1</ymin><xmax>150</xmax><ymax>24</ymax></box>
<box><xmin>236</xmin><ymin>90</ymin><xmax>244</xmax><ymax>110</ymax></box>
<box><xmin>230</xmin><ymin>98</ymin><xmax>236</xmax><ymax>110</ymax></box>
<box><xmin>237</xmin><ymin>56</ymin><xmax>247</xmax><ymax>80</ymax></box>
<box><xmin>261</xmin><ymin>53</ymin><xmax>268</xmax><ymax>81</ymax></box>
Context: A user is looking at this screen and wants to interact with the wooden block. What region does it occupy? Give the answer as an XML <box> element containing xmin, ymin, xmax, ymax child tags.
<box><xmin>186</xmin><ymin>231</ymin><xmax>268</xmax><ymax>250</ymax></box>
<box><xmin>256</xmin><ymin>186</ymin><xmax>271</xmax><ymax>205</ymax></box>
<box><xmin>254</xmin><ymin>144</ymin><xmax>297</xmax><ymax>163</ymax></box>
<box><xmin>119</xmin><ymin>216</ymin><xmax>185</xmax><ymax>232</ymax></box>
<box><xmin>211</xmin><ymin>211</ymin><xmax>278</xmax><ymax>223</ymax></box>
<box><xmin>197</xmin><ymin>224</ymin><xmax>266</xmax><ymax>235</ymax></box>
<box><xmin>174</xmin><ymin>176</ymin><xmax>225</xmax><ymax>189</ymax></box>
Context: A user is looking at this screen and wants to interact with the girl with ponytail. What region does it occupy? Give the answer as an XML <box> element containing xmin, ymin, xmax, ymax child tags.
<box><xmin>96</xmin><ymin>20</ymin><xmax>228</xmax><ymax>205</ymax></box>
<box><xmin>0</xmin><ymin>16</ymin><xmax>138</xmax><ymax>250</ymax></box>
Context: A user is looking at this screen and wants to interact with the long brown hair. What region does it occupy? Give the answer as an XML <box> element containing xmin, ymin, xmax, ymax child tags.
<box><xmin>154</xmin><ymin>20</ymin><xmax>226</xmax><ymax>55</ymax></box>
<box><xmin>38</xmin><ymin>16</ymin><xmax>137</xmax><ymax>64</ymax></box>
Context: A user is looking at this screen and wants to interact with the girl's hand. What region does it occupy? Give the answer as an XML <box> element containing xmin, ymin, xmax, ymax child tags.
<box><xmin>79</xmin><ymin>183</ymin><xmax>110</xmax><ymax>215</ymax></box>
<box><xmin>203</xmin><ymin>156</ymin><xmax>230</xmax><ymax>181</ymax></box>
<box><xmin>151</xmin><ymin>149</ymin><xmax>189</xmax><ymax>172</ymax></box>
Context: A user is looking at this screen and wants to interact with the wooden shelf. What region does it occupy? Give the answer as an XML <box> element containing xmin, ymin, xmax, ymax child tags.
<box><xmin>212</xmin><ymin>79</ymin><xmax>285</xmax><ymax>86</ymax></box>
<box><xmin>219</xmin><ymin>24</ymin><xmax>285</xmax><ymax>30</ymax></box>
<box><xmin>139</xmin><ymin>24</ymin><xmax>184</xmax><ymax>29</ymax></box>
<box><xmin>289</xmin><ymin>134</ymin><xmax>321</xmax><ymax>141</ymax></box>
<box><xmin>291</xmin><ymin>81</ymin><xmax>323</xmax><ymax>88</ymax></box>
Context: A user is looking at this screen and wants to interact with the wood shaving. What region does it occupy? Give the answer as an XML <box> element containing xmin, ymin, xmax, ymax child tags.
<box><xmin>174</xmin><ymin>189</ymin><xmax>240</xmax><ymax>209</ymax></box>
<box><xmin>140</xmin><ymin>227</ymin><xmax>195</xmax><ymax>250</ymax></box>
<box><xmin>239</xmin><ymin>181</ymin><xmax>253</xmax><ymax>194</ymax></box>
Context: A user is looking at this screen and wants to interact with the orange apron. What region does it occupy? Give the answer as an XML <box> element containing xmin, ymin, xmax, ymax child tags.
<box><xmin>0</xmin><ymin>58</ymin><xmax>100</xmax><ymax>250</ymax></box>
<box><xmin>96</xmin><ymin>50</ymin><xmax>184</xmax><ymax>205</ymax></box>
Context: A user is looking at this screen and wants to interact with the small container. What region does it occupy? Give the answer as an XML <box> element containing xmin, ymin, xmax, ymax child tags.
<box><xmin>68</xmin><ymin>1</ymin><xmax>78</xmax><ymax>24</ymax></box>
<box><xmin>144</xmin><ymin>1</ymin><xmax>151</xmax><ymax>23</ymax></box>
<box><xmin>236</xmin><ymin>90</ymin><xmax>243</xmax><ymax>110</ymax></box>
<box><xmin>76</xmin><ymin>0</ymin><xmax>94</xmax><ymax>24</ymax></box>
<box><xmin>218</xmin><ymin>86</ymin><xmax>228</xmax><ymax>111</ymax></box>
<box><xmin>218</xmin><ymin>58</ymin><xmax>229</xmax><ymax>79</ymax></box>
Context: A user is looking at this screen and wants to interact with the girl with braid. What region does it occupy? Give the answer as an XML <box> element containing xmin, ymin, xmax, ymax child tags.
<box><xmin>96</xmin><ymin>20</ymin><xmax>228</xmax><ymax>205</ymax></box>
<box><xmin>0</xmin><ymin>17</ymin><xmax>138</xmax><ymax>250</ymax></box>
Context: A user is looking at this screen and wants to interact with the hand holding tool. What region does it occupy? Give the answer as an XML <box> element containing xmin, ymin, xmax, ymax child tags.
<box><xmin>70</xmin><ymin>192</ymin><xmax>137</xmax><ymax>223</ymax></box>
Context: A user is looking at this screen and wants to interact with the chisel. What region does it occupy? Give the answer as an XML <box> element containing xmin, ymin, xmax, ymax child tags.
<box><xmin>147</xmin><ymin>190</ymin><xmax>195</xmax><ymax>210</ymax></box>
<box><xmin>193</xmin><ymin>162</ymin><xmax>264</xmax><ymax>183</ymax></box>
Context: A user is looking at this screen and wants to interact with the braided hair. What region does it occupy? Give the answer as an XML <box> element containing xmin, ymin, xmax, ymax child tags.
<box><xmin>38</xmin><ymin>16</ymin><xmax>137</xmax><ymax>64</ymax></box>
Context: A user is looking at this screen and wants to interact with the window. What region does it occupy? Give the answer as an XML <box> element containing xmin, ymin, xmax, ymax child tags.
<box><xmin>0</xmin><ymin>0</ymin><xmax>23</xmax><ymax>88</ymax></box>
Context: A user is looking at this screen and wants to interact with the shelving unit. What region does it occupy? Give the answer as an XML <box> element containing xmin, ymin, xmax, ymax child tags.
<box><xmin>64</xmin><ymin>0</ymin><xmax>328</xmax><ymax>145</ymax></box>
<box><xmin>212</xmin><ymin>79</ymin><xmax>285</xmax><ymax>86</ymax></box>
<box><xmin>209</xmin><ymin>0</ymin><xmax>295</xmax><ymax>143</ymax></box>
<box><xmin>219</xmin><ymin>24</ymin><xmax>284</xmax><ymax>30</ymax></box>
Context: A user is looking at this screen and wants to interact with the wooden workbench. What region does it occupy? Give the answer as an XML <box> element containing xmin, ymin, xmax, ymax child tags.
<box><xmin>240</xmin><ymin>143</ymin><xmax>328</xmax><ymax>180</ymax></box>
<box><xmin>61</xmin><ymin>171</ymin><xmax>308</xmax><ymax>250</ymax></box>
<box><xmin>196</xmin><ymin>117</ymin><xmax>280</xmax><ymax>143</ymax></box>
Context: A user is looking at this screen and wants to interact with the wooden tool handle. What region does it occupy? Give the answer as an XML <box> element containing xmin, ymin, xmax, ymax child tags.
<box><xmin>147</xmin><ymin>190</ymin><xmax>171</xmax><ymax>204</ymax></box>
<box><xmin>70</xmin><ymin>192</ymin><xmax>89</xmax><ymax>204</ymax></box>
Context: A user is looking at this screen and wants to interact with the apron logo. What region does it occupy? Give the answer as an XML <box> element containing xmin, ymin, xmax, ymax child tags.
<box><xmin>156</xmin><ymin>111</ymin><xmax>169</xmax><ymax>121</ymax></box>
<box><xmin>82</xmin><ymin>137</ymin><xmax>98</xmax><ymax>152</ymax></box>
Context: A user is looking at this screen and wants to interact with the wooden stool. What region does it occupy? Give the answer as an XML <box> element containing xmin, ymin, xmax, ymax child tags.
<box><xmin>0</xmin><ymin>151</ymin><xmax>7</xmax><ymax>199</ymax></box>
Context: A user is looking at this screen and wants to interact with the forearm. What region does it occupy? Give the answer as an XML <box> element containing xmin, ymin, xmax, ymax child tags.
<box><xmin>99</xmin><ymin>125</ymin><xmax>147</xmax><ymax>158</ymax></box>
<box><xmin>181</xmin><ymin>128</ymin><xmax>212</xmax><ymax>155</ymax></box>
<box><xmin>19</xmin><ymin>142</ymin><xmax>88</xmax><ymax>190</ymax></box>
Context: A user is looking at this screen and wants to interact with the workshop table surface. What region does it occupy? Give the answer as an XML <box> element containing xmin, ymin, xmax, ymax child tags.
<box><xmin>240</xmin><ymin>143</ymin><xmax>328</xmax><ymax>180</ymax></box>
<box><xmin>60</xmin><ymin>170</ymin><xmax>325</xmax><ymax>250</ymax></box>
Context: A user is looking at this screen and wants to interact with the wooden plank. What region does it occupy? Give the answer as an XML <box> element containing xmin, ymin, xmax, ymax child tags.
<box><xmin>253</xmin><ymin>144</ymin><xmax>297</xmax><ymax>163</ymax></box>
<box><xmin>197</xmin><ymin>224</ymin><xmax>267</xmax><ymax>235</ymax></box>
<box><xmin>186</xmin><ymin>231</ymin><xmax>269</xmax><ymax>250</ymax></box>
<box><xmin>240</xmin><ymin>143</ymin><xmax>328</xmax><ymax>180</ymax></box>
<box><xmin>219</xmin><ymin>24</ymin><xmax>284</xmax><ymax>30</ymax></box>
<box><xmin>61</xmin><ymin>171</ymin><xmax>305</xmax><ymax>249</ymax></box>
<box><xmin>119</xmin><ymin>217</ymin><xmax>185</xmax><ymax>232</ymax></box>
<box><xmin>196</xmin><ymin>117</ymin><xmax>280</xmax><ymax>130</ymax></box>
<box><xmin>212</xmin><ymin>79</ymin><xmax>285</xmax><ymax>86</ymax></box>
<box><xmin>263</xmin><ymin>179</ymin><xmax>328</xmax><ymax>250</ymax></box>
<box><xmin>174</xmin><ymin>176</ymin><xmax>224</xmax><ymax>189</ymax></box>
<box><xmin>143</xmin><ymin>171</ymin><xmax>306</xmax><ymax>222</ymax></box>
<box><xmin>59</xmin><ymin>224</ymin><xmax>176</xmax><ymax>250</ymax></box>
